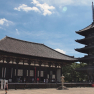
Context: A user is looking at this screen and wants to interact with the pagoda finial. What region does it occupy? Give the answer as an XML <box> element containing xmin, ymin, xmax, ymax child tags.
<box><xmin>92</xmin><ymin>2</ymin><xmax>94</xmax><ymax>22</ymax></box>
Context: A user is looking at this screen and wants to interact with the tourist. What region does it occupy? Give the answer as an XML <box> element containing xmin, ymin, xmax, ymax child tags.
<box><xmin>5</xmin><ymin>82</ymin><xmax>8</xmax><ymax>94</ymax></box>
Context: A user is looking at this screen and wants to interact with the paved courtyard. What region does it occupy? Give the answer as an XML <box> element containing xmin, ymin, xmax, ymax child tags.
<box><xmin>0</xmin><ymin>88</ymin><xmax>94</xmax><ymax>94</ymax></box>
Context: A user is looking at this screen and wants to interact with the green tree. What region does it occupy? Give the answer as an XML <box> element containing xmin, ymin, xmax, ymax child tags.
<box><xmin>62</xmin><ymin>62</ymin><xmax>87</xmax><ymax>82</ymax></box>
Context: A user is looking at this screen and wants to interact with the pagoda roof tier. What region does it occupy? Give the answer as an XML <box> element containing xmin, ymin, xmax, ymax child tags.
<box><xmin>77</xmin><ymin>55</ymin><xmax>94</xmax><ymax>62</ymax></box>
<box><xmin>75</xmin><ymin>65</ymin><xmax>94</xmax><ymax>72</ymax></box>
<box><xmin>0</xmin><ymin>36</ymin><xmax>77</xmax><ymax>61</ymax></box>
<box><xmin>76</xmin><ymin>22</ymin><xmax>94</xmax><ymax>36</ymax></box>
<box><xmin>75</xmin><ymin>36</ymin><xmax>94</xmax><ymax>45</ymax></box>
<box><xmin>75</xmin><ymin>45</ymin><xmax>94</xmax><ymax>53</ymax></box>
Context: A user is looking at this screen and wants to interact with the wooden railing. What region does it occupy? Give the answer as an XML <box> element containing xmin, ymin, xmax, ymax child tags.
<box><xmin>0</xmin><ymin>82</ymin><xmax>91</xmax><ymax>89</ymax></box>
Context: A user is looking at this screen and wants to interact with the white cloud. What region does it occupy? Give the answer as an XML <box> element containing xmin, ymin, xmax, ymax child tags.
<box><xmin>16</xmin><ymin>29</ymin><xmax>20</xmax><ymax>35</ymax></box>
<box><xmin>14</xmin><ymin>4</ymin><xmax>40</xmax><ymax>12</ymax></box>
<box><xmin>55</xmin><ymin>48</ymin><xmax>66</xmax><ymax>54</ymax></box>
<box><xmin>14</xmin><ymin>1</ymin><xmax>55</xmax><ymax>16</ymax></box>
<box><xmin>32</xmin><ymin>0</ymin><xmax>55</xmax><ymax>16</ymax></box>
<box><xmin>0</xmin><ymin>18</ymin><xmax>8</xmax><ymax>25</ymax></box>
<box><xmin>0</xmin><ymin>18</ymin><xmax>13</xmax><ymax>26</ymax></box>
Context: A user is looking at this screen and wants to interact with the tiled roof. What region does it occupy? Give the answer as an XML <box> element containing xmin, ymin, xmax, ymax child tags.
<box><xmin>79</xmin><ymin>55</ymin><xmax>94</xmax><ymax>61</ymax></box>
<box><xmin>75</xmin><ymin>45</ymin><xmax>94</xmax><ymax>51</ymax></box>
<box><xmin>75</xmin><ymin>65</ymin><xmax>94</xmax><ymax>71</ymax></box>
<box><xmin>76</xmin><ymin>22</ymin><xmax>94</xmax><ymax>33</ymax></box>
<box><xmin>0</xmin><ymin>36</ymin><xmax>77</xmax><ymax>61</ymax></box>
<box><xmin>76</xmin><ymin>36</ymin><xmax>94</xmax><ymax>45</ymax></box>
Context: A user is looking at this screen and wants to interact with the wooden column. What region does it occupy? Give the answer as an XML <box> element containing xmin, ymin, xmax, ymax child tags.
<box><xmin>28</xmin><ymin>60</ymin><xmax>31</xmax><ymax>83</ymax></box>
<box><xmin>16</xmin><ymin>59</ymin><xmax>19</xmax><ymax>82</ymax></box>
<box><xmin>39</xmin><ymin>61</ymin><xmax>42</xmax><ymax>83</ymax></box>
<box><xmin>48</xmin><ymin>63</ymin><xmax>51</xmax><ymax>83</ymax></box>
<box><xmin>12</xmin><ymin>59</ymin><xmax>14</xmax><ymax>82</ymax></box>
<box><xmin>88</xmin><ymin>75</ymin><xmax>90</xmax><ymax>82</ymax></box>
<box><xmin>35</xmin><ymin>67</ymin><xmax>37</xmax><ymax>83</ymax></box>
<box><xmin>3</xmin><ymin>57</ymin><xmax>5</xmax><ymax>79</ymax></box>
<box><xmin>60</xmin><ymin>64</ymin><xmax>63</xmax><ymax>76</ymax></box>
<box><xmin>34</xmin><ymin>60</ymin><xmax>37</xmax><ymax>83</ymax></box>
<box><xmin>6</xmin><ymin>57</ymin><xmax>10</xmax><ymax>80</ymax></box>
<box><xmin>55</xmin><ymin>63</ymin><xmax>57</xmax><ymax>83</ymax></box>
<box><xmin>0</xmin><ymin>57</ymin><xmax>2</xmax><ymax>79</ymax></box>
<box><xmin>0</xmin><ymin>65</ymin><xmax>2</xmax><ymax>79</ymax></box>
<box><xmin>23</xmin><ymin>60</ymin><xmax>25</xmax><ymax>82</ymax></box>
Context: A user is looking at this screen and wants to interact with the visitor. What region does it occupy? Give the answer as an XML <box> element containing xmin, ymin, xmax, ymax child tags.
<box><xmin>24</xmin><ymin>78</ymin><xmax>26</xmax><ymax>83</ymax></box>
<box><xmin>5</xmin><ymin>82</ymin><xmax>8</xmax><ymax>94</ymax></box>
<box><xmin>37</xmin><ymin>78</ymin><xmax>39</xmax><ymax>83</ymax></box>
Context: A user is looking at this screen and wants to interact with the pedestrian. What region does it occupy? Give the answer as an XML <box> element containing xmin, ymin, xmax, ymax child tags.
<box><xmin>5</xmin><ymin>82</ymin><xmax>8</xmax><ymax>94</ymax></box>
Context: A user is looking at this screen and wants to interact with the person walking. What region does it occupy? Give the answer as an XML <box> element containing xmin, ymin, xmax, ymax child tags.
<box><xmin>5</xmin><ymin>82</ymin><xmax>8</xmax><ymax>94</ymax></box>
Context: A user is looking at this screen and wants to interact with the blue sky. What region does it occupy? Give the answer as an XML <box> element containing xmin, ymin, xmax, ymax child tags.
<box><xmin>0</xmin><ymin>0</ymin><xmax>94</xmax><ymax>58</ymax></box>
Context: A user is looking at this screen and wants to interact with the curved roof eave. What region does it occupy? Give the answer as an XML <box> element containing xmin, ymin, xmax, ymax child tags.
<box><xmin>0</xmin><ymin>36</ymin><xmax>77</xmax><ymax>61</ymax></box>
<box><xmin>76</xmin><ymin>22</ymin><xmax>94</xmax><ymax>35</ymax></box>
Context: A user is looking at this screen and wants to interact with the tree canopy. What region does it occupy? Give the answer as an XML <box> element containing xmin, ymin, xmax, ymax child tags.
<box><xmin>62</xmin><ymin>62</ymin><xmax>87</xmax><ymax>82</ymax></box>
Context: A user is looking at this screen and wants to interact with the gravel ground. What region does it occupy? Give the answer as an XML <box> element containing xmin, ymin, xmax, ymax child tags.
<box><xmin>0</xmin><ymin>88</ymin><xmax>94</xmax><ymax>94</ymax></box>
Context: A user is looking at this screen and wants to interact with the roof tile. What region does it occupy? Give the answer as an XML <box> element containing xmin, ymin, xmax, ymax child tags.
<box><xmin>0</xmin><ymin>36</ymin><xmax>77</xmax><ymax>61</ymax></box>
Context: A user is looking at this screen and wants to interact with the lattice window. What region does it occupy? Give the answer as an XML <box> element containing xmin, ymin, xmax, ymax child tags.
<box><xmin>47</xmin><ymin>74</ymin><xmax>49</xmax><ymax>78</ymax></box>
<box><xmin>37</xmin><ymin>71</ymin><xmax>44</xmax><ymax>77</ymax></box>
<box><xmin>41</xmin><ymin>71</ymin><xmax>44</xmax><ymax>77</ymax></box>
<box><xmin>18</xmin><ymin>69</ymin><xmax>23</xmax><ymax>76</ymax></box>
<box><xmin>37</xmin><ymin>71</ymin><xmax>39</xmax><ymax>77</ymax></box>
<box><xmin>52</xmin><ymin>75</ymin><xmax>55</xmax><ymax>79</ymax></box>
<box><xmin>30</xmin><ymin>70</ymin><xmax>34</xmax><ymax>76</ymax></box>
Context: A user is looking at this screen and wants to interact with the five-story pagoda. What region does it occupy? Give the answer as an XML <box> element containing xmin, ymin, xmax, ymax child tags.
<box><xmin>75</xmin><ymin>2</ymin><xmax>94</xmax><ymax>83</ymax></box>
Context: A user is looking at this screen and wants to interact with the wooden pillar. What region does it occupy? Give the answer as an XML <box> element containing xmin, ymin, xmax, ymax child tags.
<box><xmin>35</xmin><ymin>67</ymin><xmax>37</xmax><ymax>83</ymax></box>
<box><xmin>3</xmin><ymin>57</ymin><xmax>5</xmax><ymax>79</ymax></box>
<box><xmin>0</xmin><ymin>66</ymin><xmax>2</xmax><ymax>79</ymax></box>
<box><xmin>12</xmin><ymin>68</ymin><xmax>15</xmax><ymax>82</ymax></box>
<box><xmin>48</xmin><ymin>63</ymin><xmax>51</xmax><ymax>83</ymax></box>
<box><xmin>34</xmin><ymin>60</ymin><xmax>37</xmax><ymax>83</ymax></box>
<box><xmin>61</xmin><ymin>64</ymin><xmax>63</xmax><ymax>76</ymax></box>
<box><xmin>23</xmin><ymin>60</ymin><xmax>25</xmax><ymax>83</ymax></box>
<box><xmin>55</xmin><ymin>63</ymin><xmax>57</xmax><ymax>83</ymax></box>
<box><xmin>16</xmin><ymin>59</ymin><xmax>19</xmax><ymax>82</ymax></box>
<box><xmin>0</xmin><ymin>57</ymin><xmax>2</xmax><ymax>79</ymax></box>
<box><xmin>88</xmin><ymin>75</ymin><xmax>90</xmax><ymax>82</ymax></box>
<box><xmin>12</xmin><ymin>59</ymin><xmax>14</xmax><ymax>82</ymax></box>
<box><xmin>39</xmin><ymin>61</ymin><xmax>42</xmax><ymax>83</ymax></box>
<box><xmin>28</xmin><ymin>60</ymin><xmax>31</xmax><ymax>83</ymax></box>
<box><xmin>6</xmin><ymin>57</ymin><xmax>10</xmax><ymax>80</ymax></box>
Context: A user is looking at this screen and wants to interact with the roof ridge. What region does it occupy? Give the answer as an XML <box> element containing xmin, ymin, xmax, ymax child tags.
<box><xmin>76</xmin><ymin>23</ymin><xmax>92</xmax><ymax>33</ymax></box>
<box><xmin>5</xmin><ymin>36</ymin><xmax>43</xmax><ymax>45</ymax></box>
<box><xmin>0</xmin><ymin>36</ymin><xmax>7</xmax><ymax>42</ymax></box>
<box><xmin>0</xmin><ymin>36</ymin><xmax>77</xmax><ymax>61</ymax></box>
